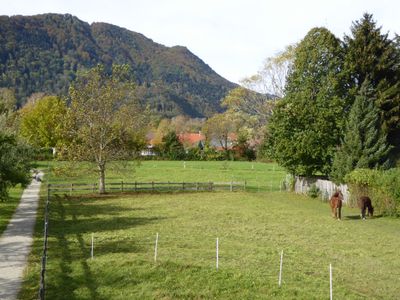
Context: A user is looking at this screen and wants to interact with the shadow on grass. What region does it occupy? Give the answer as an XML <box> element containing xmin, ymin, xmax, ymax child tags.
<box><xmin>45</xmin><ymin>195</ymin><xmax>166</xmax><ymax>299</ymax></box>
<box><xmin>344</xmin><ymin>214</ymin><xmax>382</xmax><ymax>220</ymax></box>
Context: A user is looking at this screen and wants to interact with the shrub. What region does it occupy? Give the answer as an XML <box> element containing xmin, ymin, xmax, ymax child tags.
<box><xmin>307</xmin><ymin>184</ymin><xmax>321</xmax><ymax>198</ymax></box>
<box><xmin>345</xmin><ymin>168</ymin><xmax>400</xmax><ymax>216</ymax></box>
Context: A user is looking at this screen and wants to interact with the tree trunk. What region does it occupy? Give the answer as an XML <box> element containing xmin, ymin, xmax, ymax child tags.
<box><xmin>98</xmin><ymin>162</ymin><xmax>106</xmax><ymax>194</ymax></box>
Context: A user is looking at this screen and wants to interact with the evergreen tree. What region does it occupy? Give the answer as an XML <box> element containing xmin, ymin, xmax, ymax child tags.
<box><xmin>344</xmin><ymin>13</ymin><xmax>400</xmax><ymax>160</ymax></box>
<box><xmin>331</xmin><ymin>80</ymin><xmax>392</xmax><ymax>182</ymax></box>
<box><xmin>161</xmin><ymin>131</ymin><xmax>185</xmax><ymax>160</ymax></box>
<box><xmin>266</xmin><ymin>27</ymin><xmax>346</xmax><ymax>176</ymax></box>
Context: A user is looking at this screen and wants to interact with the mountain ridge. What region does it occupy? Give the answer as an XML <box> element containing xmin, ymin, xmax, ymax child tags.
<box><xmin>0</xmin><ymin>13</ymin><xmax>237</xmax><ymax>117</ymax></box>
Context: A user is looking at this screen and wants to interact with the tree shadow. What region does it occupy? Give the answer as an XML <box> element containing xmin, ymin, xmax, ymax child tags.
<box><xmin>46</xmin><ymin>195</ymin><xmax>167</xmax><ymax>299</ymax></box>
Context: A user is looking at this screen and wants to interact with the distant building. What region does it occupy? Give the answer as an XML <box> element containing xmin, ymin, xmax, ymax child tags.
<box><xmin>178</xmin><ymin>132</ymin><xmax>205</xmax><ymax>150</ymax></box>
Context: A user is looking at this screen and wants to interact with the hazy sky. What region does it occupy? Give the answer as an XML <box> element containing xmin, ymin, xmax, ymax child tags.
<box><xmin>2</xmin><ymin>0</ymin><xmax>399</xmax><ymax>83</ymax></box>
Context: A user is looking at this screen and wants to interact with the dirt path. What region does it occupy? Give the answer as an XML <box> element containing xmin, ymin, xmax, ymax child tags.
<box><xmin>0</xmin><ymin>173</ymin><xmax>42</xmax><ymax>300</ymax></box>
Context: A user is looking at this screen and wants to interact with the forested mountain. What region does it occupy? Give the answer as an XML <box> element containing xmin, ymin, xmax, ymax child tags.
<box><xmin>0</xmin><ymin>13</ymin><xmax>236</xmax><ymax>117</ymax></box>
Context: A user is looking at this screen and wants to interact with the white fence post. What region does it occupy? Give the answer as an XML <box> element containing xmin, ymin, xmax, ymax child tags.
<box><xmin>278</xmin><ymin>250</ymin><xmax>283</xmax><ymax>287</ymax></box>
<box><xmin>216</xmin><ymin>237</ymin><xmax>219</xmax><ymax>270</ymax></box>
<box><xmin>330</xmin><ymin>263</ymin><xmax>333</xmax><ymax>300</ymax></box>
<box><xmin>154</xmin><ymin>233</ymin><xmax>159</xmax><ymax>263</ymax></box>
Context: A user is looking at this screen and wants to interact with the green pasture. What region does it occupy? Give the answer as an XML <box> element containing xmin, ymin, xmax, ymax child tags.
<box><xmin>19</xmin><ymin>192</ymin><xmax>400</xmax><ymax>299</ymax></box>
<box><xmin>36</xmin><ymin>160</ymin><xmax>287</xmax><ymax>192</ymax></box>
<box><xmin>18</xmin><ymin>160</ymin><xmax>400</xmax><ymax>299</ymax></box>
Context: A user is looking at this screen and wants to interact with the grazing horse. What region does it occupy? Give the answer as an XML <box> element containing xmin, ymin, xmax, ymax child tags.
<box><xmin>329</xmin><ymin>191</ymin><xmax>343</xmax><ymax>220</ymax></box>
<box><xmin>359</xmin><ymin>196</ymin><xmax>374</xmax><ymax>219</ymax></box>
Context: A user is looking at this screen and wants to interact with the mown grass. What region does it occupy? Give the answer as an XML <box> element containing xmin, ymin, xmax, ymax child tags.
<box><xmin>0</xmin><ymin>186</ymin><xmax>24</xmax><ymax>235</ymax></box>
<box><xmin>35</xmin><ymin>160</ymin><xmax>287</xmax><ymax>192</ymax></box>
<box><xmin>20</xmin><ymin>188</ymin><xmax>400</xmax><ymax>299</ymax></box>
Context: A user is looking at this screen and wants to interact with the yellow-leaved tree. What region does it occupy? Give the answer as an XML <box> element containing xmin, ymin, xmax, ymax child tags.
<box><xmin>63</xmin><ymin>64</ymin><xmax>148</xmax><ymax>193</ymax></box>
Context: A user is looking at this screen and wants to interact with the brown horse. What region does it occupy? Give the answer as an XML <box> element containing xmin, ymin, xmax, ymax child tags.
<box><xmin>329</xmin><ymin>191</ymin><xmax>343</xmax><ymax>220</ymax></box>
<box><xmin>359</xmin><ymin>196</ymin><xmax>374</xmax><ymax>219</ymax></box>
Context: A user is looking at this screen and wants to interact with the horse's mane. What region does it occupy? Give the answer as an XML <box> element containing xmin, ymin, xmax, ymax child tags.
<box><xmin>333</xmin><ymin>192</ymin><xmax>340</xmax><ymax>197</ymax></box>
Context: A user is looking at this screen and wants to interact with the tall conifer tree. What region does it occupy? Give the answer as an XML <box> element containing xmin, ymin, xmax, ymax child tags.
<box><xmin>344</xmin><ymin>13</ymin><xmax>400</xmax><ymax>160</ymax></box>
<box><xmin>331</xmin><ymin>80</ymin><xmax>392</xmax><ymax>182</ymax></box>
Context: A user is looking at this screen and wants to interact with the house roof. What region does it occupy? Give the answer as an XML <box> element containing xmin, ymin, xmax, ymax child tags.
<box><xmin>178</xmin><ymin>132</ymin><xmax>205</xmax><ymax>145</ymax></box>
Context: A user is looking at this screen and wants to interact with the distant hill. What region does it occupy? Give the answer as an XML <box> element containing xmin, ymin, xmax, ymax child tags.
<box><xmin>0</xmin><ymin>13</ymin><xmax>237</xmax><ymax>117</ymax></box>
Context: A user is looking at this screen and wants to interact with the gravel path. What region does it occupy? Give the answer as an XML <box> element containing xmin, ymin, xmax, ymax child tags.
<box><xmin>0</xmin><ymin>173</ymin><xmax>42</xmax><ymax>300</ymax></box>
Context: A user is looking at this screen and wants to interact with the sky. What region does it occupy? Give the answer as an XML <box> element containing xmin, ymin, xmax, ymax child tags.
<box><xmin>2</xmin><ymin>0</ymin><xmax>399</xmax><ymax>83</ymax></box>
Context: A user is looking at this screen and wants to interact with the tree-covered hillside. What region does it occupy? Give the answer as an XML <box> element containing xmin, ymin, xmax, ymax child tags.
<box><xmin>0</xmin><ymin>13</ymin><xmax>236</xmax><ymax>117</ymax></box>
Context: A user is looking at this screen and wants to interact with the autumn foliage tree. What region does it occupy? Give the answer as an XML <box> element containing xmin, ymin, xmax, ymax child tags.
<box><xmin>63</xmin><ymin>64</ymin><xmax>147</xmax><ymax>193</ymax></box>
<box><xmin>19</xmin><ymin>95</ymin><xmax>67</xmax><ymax>148</ymax></box>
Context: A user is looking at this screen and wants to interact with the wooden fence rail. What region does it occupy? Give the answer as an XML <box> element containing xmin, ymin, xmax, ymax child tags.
<box><xmin>48</xmin><ymin>181</ymin><xmax>246</xmax><ymax>195</ymax></box>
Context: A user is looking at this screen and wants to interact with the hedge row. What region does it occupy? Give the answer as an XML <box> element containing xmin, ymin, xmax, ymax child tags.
<box><xmin>345</xmin><ymin>168</ymin><xmax>400</xmax><ymax>216</ymax></box>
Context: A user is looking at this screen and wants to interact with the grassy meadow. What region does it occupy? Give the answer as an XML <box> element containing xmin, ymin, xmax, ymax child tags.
<box><xmin>17</xmin><ymin>161</ymin><xmax>400</xmax><ymax>299</ymax></box>
<box><xmin>36</xmin><ymin>160</ymin><xmax>288</xmax><ymax>192</ymax></box>
<box><xmin>0</xmin><ymin>186</ymin><xmax>25</xmax><ymax>235</ymax></box>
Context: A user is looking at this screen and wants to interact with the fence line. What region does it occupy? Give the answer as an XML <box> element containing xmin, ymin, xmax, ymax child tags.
<box><xmin>38</xmin><ymin>180</ymin><xmax>244</xmax><ymax>298</ymax></box>
<box><xmin>48</xmin><ymin>181</ymin><xmax>247</xmax><ymax>195</ymax></box>
<box><xmin>294</xmin><ymin>176</ymin><xmax>350</xmax><ymax>204</ymax></box>
<box><xmin>38</xmin><ymin>185</ymin><xmax>50</xmax><ymax>300</ymax></box>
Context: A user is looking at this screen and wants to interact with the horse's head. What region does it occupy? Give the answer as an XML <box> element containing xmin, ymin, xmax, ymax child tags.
<box><xmin>333</xmin><ymin>190</ymin><xmax>343</xmax><ymax>199</ymax></box>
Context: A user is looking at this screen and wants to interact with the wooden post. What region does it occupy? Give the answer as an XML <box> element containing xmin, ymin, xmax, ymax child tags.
<box><xmin>196</xmin><ymin>182</ymin><xmax>199</xmax><ymax>191</ymax></box>
<box><xmin>134</xmin><ymin>181</ymin><xmax>137</xmax><ymax>192</ymax></box>
<box><xmin>121</xmin><ymin>181</ymin><xmax>124</xmax><ymax>192</ymax></box>
<box><xmin>182</xmin><ymin>182</ymin><xmax>185</xmax><ymax>191</ymax></box>
<box><xmin>152</xmin><ymin>181</ymin><xmax>154</xmax><ymax>192</ymax></box>
<box><xmin>278</xmin><ymin>250</ymin><xmax>283</xmax><ymax>287</ymax></box>
<box><xmin>70</xmin><ymin>183</ymin><xmax>73</xmax><ymax>196</ymax></box>
<box><xmin>244</xmin><ymin>180</ymin><xmax>247</xmax><ymax>191</ymax></box>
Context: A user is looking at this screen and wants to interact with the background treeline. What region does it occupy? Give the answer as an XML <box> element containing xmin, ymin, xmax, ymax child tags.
<box><xmin>261</xmin><ymin>13</ymin><xmax>400</xmax><ymax>215</ymax></box>
<box><xmin>264</xmin><ymin>13</ymin><xmax>400</xmax><ymax>179</ymax></box>
<box><xmin>0</xmin><ymin>13</ymin><xmax>236</xmax><ymax>117</ymax></box>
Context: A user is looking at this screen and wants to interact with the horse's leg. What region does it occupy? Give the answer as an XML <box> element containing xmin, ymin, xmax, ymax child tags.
<box><xmin>338</xmin><ymin>206</ymin><xmax>341</xmax><ymax>220</ymax></box>
<box><xmin>368</xmin><ymin>204</ymin><xmax>374</xmax><ymax>217</ymax></box>
<box><xmin>361</xmin><ymin>205</ymin><xmax>366</xmax><ymax>219</ymax></box>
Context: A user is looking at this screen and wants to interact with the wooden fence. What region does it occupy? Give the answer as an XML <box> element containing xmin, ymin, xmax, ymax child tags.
<box><xmin>48</xmin><ymin>181</ymin><xmax>246</xmax><ymax>195</ymax></box>
<box><xmin>294</xmin><ymin>176</ymin><xmax>350</xmax><ymax>204</ymax></box>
